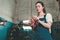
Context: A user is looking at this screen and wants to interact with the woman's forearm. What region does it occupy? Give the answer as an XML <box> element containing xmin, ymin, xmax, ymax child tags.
<box><xmin>38</xmin><ymin>20</ymin><xmax>52</xmax><ymax>29</ymax></box>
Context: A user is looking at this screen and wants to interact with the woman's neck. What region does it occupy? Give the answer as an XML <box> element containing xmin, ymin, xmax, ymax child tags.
<box><xmin>37</xmin><ymin>12</ymin><xmax>45</xmax><ymax>17</ymax></box>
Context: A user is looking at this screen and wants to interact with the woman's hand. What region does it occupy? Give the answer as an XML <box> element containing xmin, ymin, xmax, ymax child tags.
<box><xmin>32</xmin><ymin>16</ymin><xmax>39</xmax><ymax>21</ymax></box>
<box><xmin>30</xmin><ymin>16</ymin><xmax>39</xmax><ymax>27</ymax></box>
<box><xmin>30</xmin><ymin>16</ymin><xmax>35</xmax><ymax>27</ymax></box>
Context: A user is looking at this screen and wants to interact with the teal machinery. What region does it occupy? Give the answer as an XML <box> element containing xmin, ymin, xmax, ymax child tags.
<box><xmin>0</xmin><ymin>17</ymin><xmax>14</xmax><ymax>40</ymax></box>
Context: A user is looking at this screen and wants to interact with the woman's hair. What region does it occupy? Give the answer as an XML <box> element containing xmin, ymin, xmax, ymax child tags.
<box><xmin>35</xmin><ymin>1</ymin><xmax>46</xmax><ymax>13</ymax></box>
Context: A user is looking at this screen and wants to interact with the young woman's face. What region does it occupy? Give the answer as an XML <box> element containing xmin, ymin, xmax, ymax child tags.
<box><xmin>35</xmin><ymin>3</ymin><xmax>44</xmax><ymax>13</ymax></box>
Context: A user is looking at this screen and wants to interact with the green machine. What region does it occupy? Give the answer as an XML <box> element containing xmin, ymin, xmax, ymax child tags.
<box><xmin>0</xmin><ymin>17</ymin><xmax>14</xmax><ymax>40</ymax></box>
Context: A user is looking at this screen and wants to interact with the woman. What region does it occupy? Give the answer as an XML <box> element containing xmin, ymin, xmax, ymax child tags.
<box><xmin>30</xmin><ymin>1</ymin><xmax>53</xmax><ymax>40</ymax></box>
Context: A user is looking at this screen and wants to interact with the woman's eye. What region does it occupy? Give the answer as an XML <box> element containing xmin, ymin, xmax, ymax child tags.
<box><xmin>38</xmin><ymin>6</ymin><xmax>40</xmax><ymax>7</ymax></box>
<box><xmin>37</xmin><ymin>5</ymin><xmax>40</xmax><ymax>7</ymax></box>
<box><xmin>36</xmin><ymin>5</ymin><xmax>40</xmax><ymax>8</ymax></box>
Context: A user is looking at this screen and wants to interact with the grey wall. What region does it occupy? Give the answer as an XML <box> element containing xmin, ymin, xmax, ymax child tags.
<box><xmin>0</xmin><ymin>0</ymin><xmax>15</xmax><ymax>22</ymax></box>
